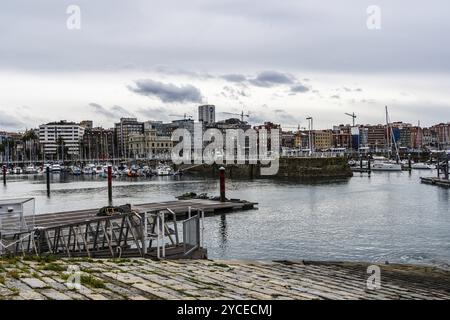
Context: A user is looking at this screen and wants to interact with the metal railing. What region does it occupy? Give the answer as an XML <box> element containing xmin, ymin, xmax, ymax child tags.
<box><xmin>183</xmin><ymin>215</ymin><xmax>201</xmax><ymax>256</ymax></box>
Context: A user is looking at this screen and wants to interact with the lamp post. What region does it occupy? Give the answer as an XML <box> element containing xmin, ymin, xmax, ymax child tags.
<box><xmin>306</xmin><ymin>117</ymin><xmax>314</xmax><ymax>156</ymax></box>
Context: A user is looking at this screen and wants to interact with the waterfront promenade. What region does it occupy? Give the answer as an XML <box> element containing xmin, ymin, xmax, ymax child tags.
<box><xmin>1</xmin><ymin>257</ymin><xmax>449</xmax><ymax>300</ymax></box>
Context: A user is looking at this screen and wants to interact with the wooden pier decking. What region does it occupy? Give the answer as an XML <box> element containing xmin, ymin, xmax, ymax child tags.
<box><xmin>25</xmin><ymin>199</ymin><xmax>257</xmax><ymax>230</ymax></box>
<box><xmin>420</xmin><ymin>177</ymin><xmax>450</xmax><ymax>188</ymax></box>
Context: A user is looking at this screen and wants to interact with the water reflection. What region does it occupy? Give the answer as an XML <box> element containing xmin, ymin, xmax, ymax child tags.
<box><xmin>218</xmin><ymin>214</ymin><xmax>228</xmax><ymax>255</ymax></box>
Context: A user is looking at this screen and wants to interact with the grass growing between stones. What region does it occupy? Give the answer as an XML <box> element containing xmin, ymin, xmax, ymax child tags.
<box><xmin>7</xmin><ymin>270</ymin><xmax>20</xmax><ymax>280</ymax></box>
<box><xmin>40</xmin><ymin>263</ymin><xmax>67</xmax><ymax>272</ymax></box>
<box><xmin>80</xmin><ymin>275</ymin><xmax>106</xmax><ymax>289</ymax></box>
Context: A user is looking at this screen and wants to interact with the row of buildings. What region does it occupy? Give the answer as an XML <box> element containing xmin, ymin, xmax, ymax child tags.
<box><xmin>286</xmin><ymin>122</ymin><xmax>450</xmax><ymax>153</ymax></box>
<box><xmin>1</xmin><ymin>104</ymin><xmax>450</xmax><ymax>163</ymax></box>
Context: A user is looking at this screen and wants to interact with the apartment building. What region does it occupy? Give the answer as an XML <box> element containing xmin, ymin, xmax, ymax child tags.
<box><xmin>38</xmin><ymin>121</ymin><xmax>85</xmax><ymax>159</ymax></box>
<box><xmin>198</xmin><ymin>105</ymin><xmax>216</xmax><ymax>124</ymax></box>
<box><xmin>114</xmin><ymin>118</ymin><xmax>144</xmax><ymax>158</ymax></box>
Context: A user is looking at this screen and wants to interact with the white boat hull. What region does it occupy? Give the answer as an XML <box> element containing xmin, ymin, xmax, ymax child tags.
<box><xmin>371</xmin><ymin>163</ymin><xmax>402</xmax><ymax>171</ymax></box>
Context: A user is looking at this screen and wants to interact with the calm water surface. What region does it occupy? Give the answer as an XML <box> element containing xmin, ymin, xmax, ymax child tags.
<box><xmin>1</xmin><ymin>171</ymin><xmax>449</xmax><ymax>267</ymax></box>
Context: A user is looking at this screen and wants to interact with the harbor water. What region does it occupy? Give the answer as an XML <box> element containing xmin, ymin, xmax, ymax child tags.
<box><xmin>1</xmin><ymin>171</ymin><xmax>449</xmax><ymax>268</ymax></box>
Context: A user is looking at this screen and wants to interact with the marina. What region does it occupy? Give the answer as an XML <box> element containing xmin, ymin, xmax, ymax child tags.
<box><xmin>0</xmin><ymin>169</ymin><xmax>449</xmax><ymax>266</ymax></box>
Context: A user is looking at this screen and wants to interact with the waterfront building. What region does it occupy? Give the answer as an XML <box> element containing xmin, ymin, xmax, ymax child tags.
<box><xmin>366</xmin><ymin>125</ymin><xmax>387</xmax><ymax>152</ymax></box>
<box><xmin>422</xmin><ymin>127</ymin><xmax>438</xmax><ymax>148</ymax></box>
<box><xmin>114</xmin><ymin>118</ymin><xmax>144</xmax><ymax>158</ymax></box>
<box><xmin>0</xmin><ymin>131</ymin><xmax>27</xmax><ymax>163</ymax></box>
<box><xmin>313</xmin><ymin>130</ymin><xmax>333</xmax><ymax>151</ymax></box>
<box><xmin>294</xmin><ymin>132</ymin><xmax>310</xmax><ymax>150</ymax></box>
<box><xmin>80</xmin><ymin>120</ymin><xmax>93</xmax><ymax>130</ymax></box>
<box><xmin>128</xmin><ymin>125</ymin><xmax>173</xmax><ymax>159</ymax></box>
<box><xmin>198</xmin><ymin>105</ymin><xmax>216</xmax><ymax>124</ymax></box>
<box><xmin>254</xmin><ymin>122</ymin><xmax>282</xmax><ymax>154</ymax></box>
<box><xmin>431</xmin><ymin>123</ymin><xmax>450</xmax><ymax>149</ymax></box>
<box><xmin>409</xmin><ymin>126</ymin><xmax>423</xmax><ymax>150</ymax></box>
<box><xmin>332</xmin><ymin>125</ymin><xmax>352</xmax><ymax>150</ymax></box>
<box><xmin>38</xmin><ymin>121</ymin><xmax>84</xmax><ymax>160</ymax></box>
<box><xmin>281</xmin><ymin>131</ymin><xmax>296</xmax><ymax>149</ymax></box>
<box><xmin>81</xmin><ymin>127</ymin><xmax>115</xmax><ymax>161</ymax></box>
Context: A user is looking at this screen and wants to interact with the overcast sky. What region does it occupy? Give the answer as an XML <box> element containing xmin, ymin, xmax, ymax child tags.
<box><xmin>1</xmin><ymin>0</ymin><xmax>450</xmax><ymax>131</ymax></box>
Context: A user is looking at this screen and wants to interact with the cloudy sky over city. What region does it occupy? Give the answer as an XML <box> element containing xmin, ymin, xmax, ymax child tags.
<box><xmin>1</xmin><ymin>0</ymin><xmax>450</xmax><ymax>131</ymax></box>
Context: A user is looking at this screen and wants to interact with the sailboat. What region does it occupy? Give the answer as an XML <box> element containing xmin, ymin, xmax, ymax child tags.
<box><xmin>372</xmin><ymin>107</ymin><xmax>402</xmax><ymax>172</ymax></box>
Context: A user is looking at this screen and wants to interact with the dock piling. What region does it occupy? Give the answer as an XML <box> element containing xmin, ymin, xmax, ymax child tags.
<box><xmin>219</xmin><ymin>166</ymin><xmax>226</xmax><ymax>202</ymax></box>
<box><xmin>445</xmin><ymin>154</ymin><xmax>449</xmax><ymax>180</ymax></box>
<box><xmin>2</xmin><ymin>165</ymin><xmax>6</xmax><ymax>186</ymax></box>
<box><xmin>46</xmin><ymin>166</ymin><xmax>50</xmax><ymax>197</ymax></box>
<box><xmin>408</xmin><ymin>153</ymin><xmax>412</xmax><ymax>171</ymax></box>
<box><xmin>107</xmin><ymin>165</ymin><xmax>113</xmax><ymax>205</ymax></box>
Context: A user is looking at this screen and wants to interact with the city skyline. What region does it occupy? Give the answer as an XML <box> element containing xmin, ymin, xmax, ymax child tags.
<box><xmin>2</xmin><ymin>1</ymin><xmax>450</xmax><ymax>131</ymax></box>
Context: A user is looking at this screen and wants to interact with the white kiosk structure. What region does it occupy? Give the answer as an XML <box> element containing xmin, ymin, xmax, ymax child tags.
<box><xmin>0</xmin><ymin>198</ymin><xmax>35</xmax><ymax>255</ymax></box>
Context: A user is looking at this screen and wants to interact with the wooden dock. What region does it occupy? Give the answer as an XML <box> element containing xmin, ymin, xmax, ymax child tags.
<box><xmin>420</xmin><ymin>177</ymin><xmax>450</xmax><ymax>188</ymax></box>
<box><xmin>0</xmin><ymin>199</ymin><xmax>257</xmax><ymax>259</ymax></box>
<box><xmin>27</xmin><ymin>199</ymin><xmax>257</xmax><ymax>230</ymax></box>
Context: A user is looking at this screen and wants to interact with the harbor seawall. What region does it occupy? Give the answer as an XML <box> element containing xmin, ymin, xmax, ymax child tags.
<box><xmin>179</xmin><ymin>157</ymin><xmax>353</xmax><ymax>179</ymax></box>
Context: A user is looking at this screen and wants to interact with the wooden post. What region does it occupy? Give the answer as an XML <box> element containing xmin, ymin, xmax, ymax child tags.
<box><xmin>359</xmin><ymin>156</ymin><xmax>363</xmax><ymax>170</ymax></box>
<box><xmin>107</xmin><ymin>165</ymin><xmax>113</xmax><ymax>205</ymax></box>
<box><xmin>2</xmin><ymin>165</ymin><xmax>6</xmax><ymax>186</ymax></box>
<box><xmin>367</xmin><ymin>156</ymin><xmax>371</xmax><ymax>175</ymax></box>
<box><xmin>445</xmin><ymin>154</ymin><xmax>449</xmax><ymax>180</ymax></box>
<box><xmin>437</xmin><ymin>155</ymin><xmax>441</xmax><ymax>178</ymax></box>
<box><xmin>219</xmin><ymin>166</ymin><xmax>226</xmax><ymax>202</ymax></box>
<box><xmin>408</xmin><ymin>154</ymin><xmax>412</xmax><ymax>171</ymax></box>
<box><xmin>46</xmin><ymin>166</ymin><xmax>50</xmax><ymax>197</ymax></box>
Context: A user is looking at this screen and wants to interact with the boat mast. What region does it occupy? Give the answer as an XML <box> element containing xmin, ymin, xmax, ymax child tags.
<box><xmin>385</xmin><ymin>106</ymin><xmax>400</xmax><ymax>163</ymax></box>
<box><xmin>385</xmin><ymin>106</ymin><xmax>391</xmax><ymax>158</ymax></box>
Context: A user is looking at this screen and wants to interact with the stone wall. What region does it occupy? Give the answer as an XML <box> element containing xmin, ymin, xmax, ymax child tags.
<box><xmin>179</xmin><ymin>157</ymin><xmax>353</xmax><ymax>180</ymax></box>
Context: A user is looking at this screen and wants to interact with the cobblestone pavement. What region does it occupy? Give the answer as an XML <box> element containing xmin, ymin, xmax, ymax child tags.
<box><xmin>1</xmin><ymin>257</ymin><xmax>449</xmax><ymax>300</ymax></box>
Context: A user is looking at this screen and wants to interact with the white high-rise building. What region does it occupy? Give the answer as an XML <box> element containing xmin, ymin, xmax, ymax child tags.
<box><xmin>198</xmin><ymin>105</ymin><xmax>215</xmax><ymax>124</ymax></box>
<box><xmin>39</xmin><ymin>121</ymin><xmax>85</xmax><ymax>158</ymax></box>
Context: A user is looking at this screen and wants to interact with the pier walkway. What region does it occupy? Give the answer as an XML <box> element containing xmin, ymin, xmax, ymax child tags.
<box><xmin>0</xmin><ymin>258</ymin><xmax>449</xmax><ymax>300</ymax></box>
<box><xmin>0</xmin><ymin>199</ymin><xmax>257</xmax><ymax>259</ymax></box>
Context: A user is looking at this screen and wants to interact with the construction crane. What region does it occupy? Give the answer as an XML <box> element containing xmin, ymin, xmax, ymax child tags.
<box><xmin>169</xmin><ymin>113</ymin><xmax>192</xmax><ymax>120</ymax></box>
<box><xmin>220</xmin><ymin>111</ymin><xmax>250</xmax><ymax>122</ymax></box>
<box><xmin>345</xmin><ymin>112</ymin><xmax>357</xmax><ymax>127</ymax></box>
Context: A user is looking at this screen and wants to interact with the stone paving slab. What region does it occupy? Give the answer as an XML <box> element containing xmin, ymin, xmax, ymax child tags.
<box><xmin>1</xmin><ymin>257</ymin><xmax>450</xmax><ymax>300</ymax></box>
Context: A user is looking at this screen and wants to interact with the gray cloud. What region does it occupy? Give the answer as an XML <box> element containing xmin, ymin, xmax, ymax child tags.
<box><xmin>0</xmin><ymin>1</ymin><xmax>450</xmax><ymax>73</ymax></box>
<box><xmin>221</xmin><ymin>86</ymin><xmax>250</xmax><ymax>100</ymax></box>
<box><xmin>137</xmin><ymin>107</ymin><xmax>170</xmax><ymax>120</ymax></box>
<box><xmin>249</xmin><ymin>71</ymin><xmax>295</xmax><ymax>87</ymax></box>
<box><xmin>90</xmin><ymin>103</ymin><xmax>134</xmax><ymax>119</ymax></box>
<box><xmin>90</xmin><ymin>103</ymin><xmax>115</xmax><ymax>118</ymax></box>
<box><xmin>128</xmin><ymin>79</ymin><xmax>203</xmax><ymax>103</ymax></box>
<box><xmin>220</xmin><ymin>74</ymin><xmax>247</xmax><ymax>82</ymax></box>
<box><xmin>111</xmin><ymin>105</ymin><xmax>135</xmax><ymax>117</ymax></box>
<box><xmin>290</xmin><ymin>84</ymin><xmax>310</xmax><ymax>93</ymax></box>
<box><xmin>0</xmin><ymin>112</ymin><xmax>24</xmax><ymax>130</ymax></box>
<box><xmin>343</xmin><ymin>87</ymin><xmax>363</xmax><ymax>92</ymax></box>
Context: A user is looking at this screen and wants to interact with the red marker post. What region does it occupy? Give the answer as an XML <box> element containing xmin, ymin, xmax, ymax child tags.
<box><xmin>219</xmin><ymin>167</ymin><xmax>226</xmax><ymax>202</ymax></box>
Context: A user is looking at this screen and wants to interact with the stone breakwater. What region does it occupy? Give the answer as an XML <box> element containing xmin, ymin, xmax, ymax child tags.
<box><xmin>180</xmin><ymin>157</ymin><xmax>353</xmax><ymax>180</ymax></box>
<box><xmin>1</xmin><ymin>257</ymin><xmax>449</xmax><ymax>300</ymax></box>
